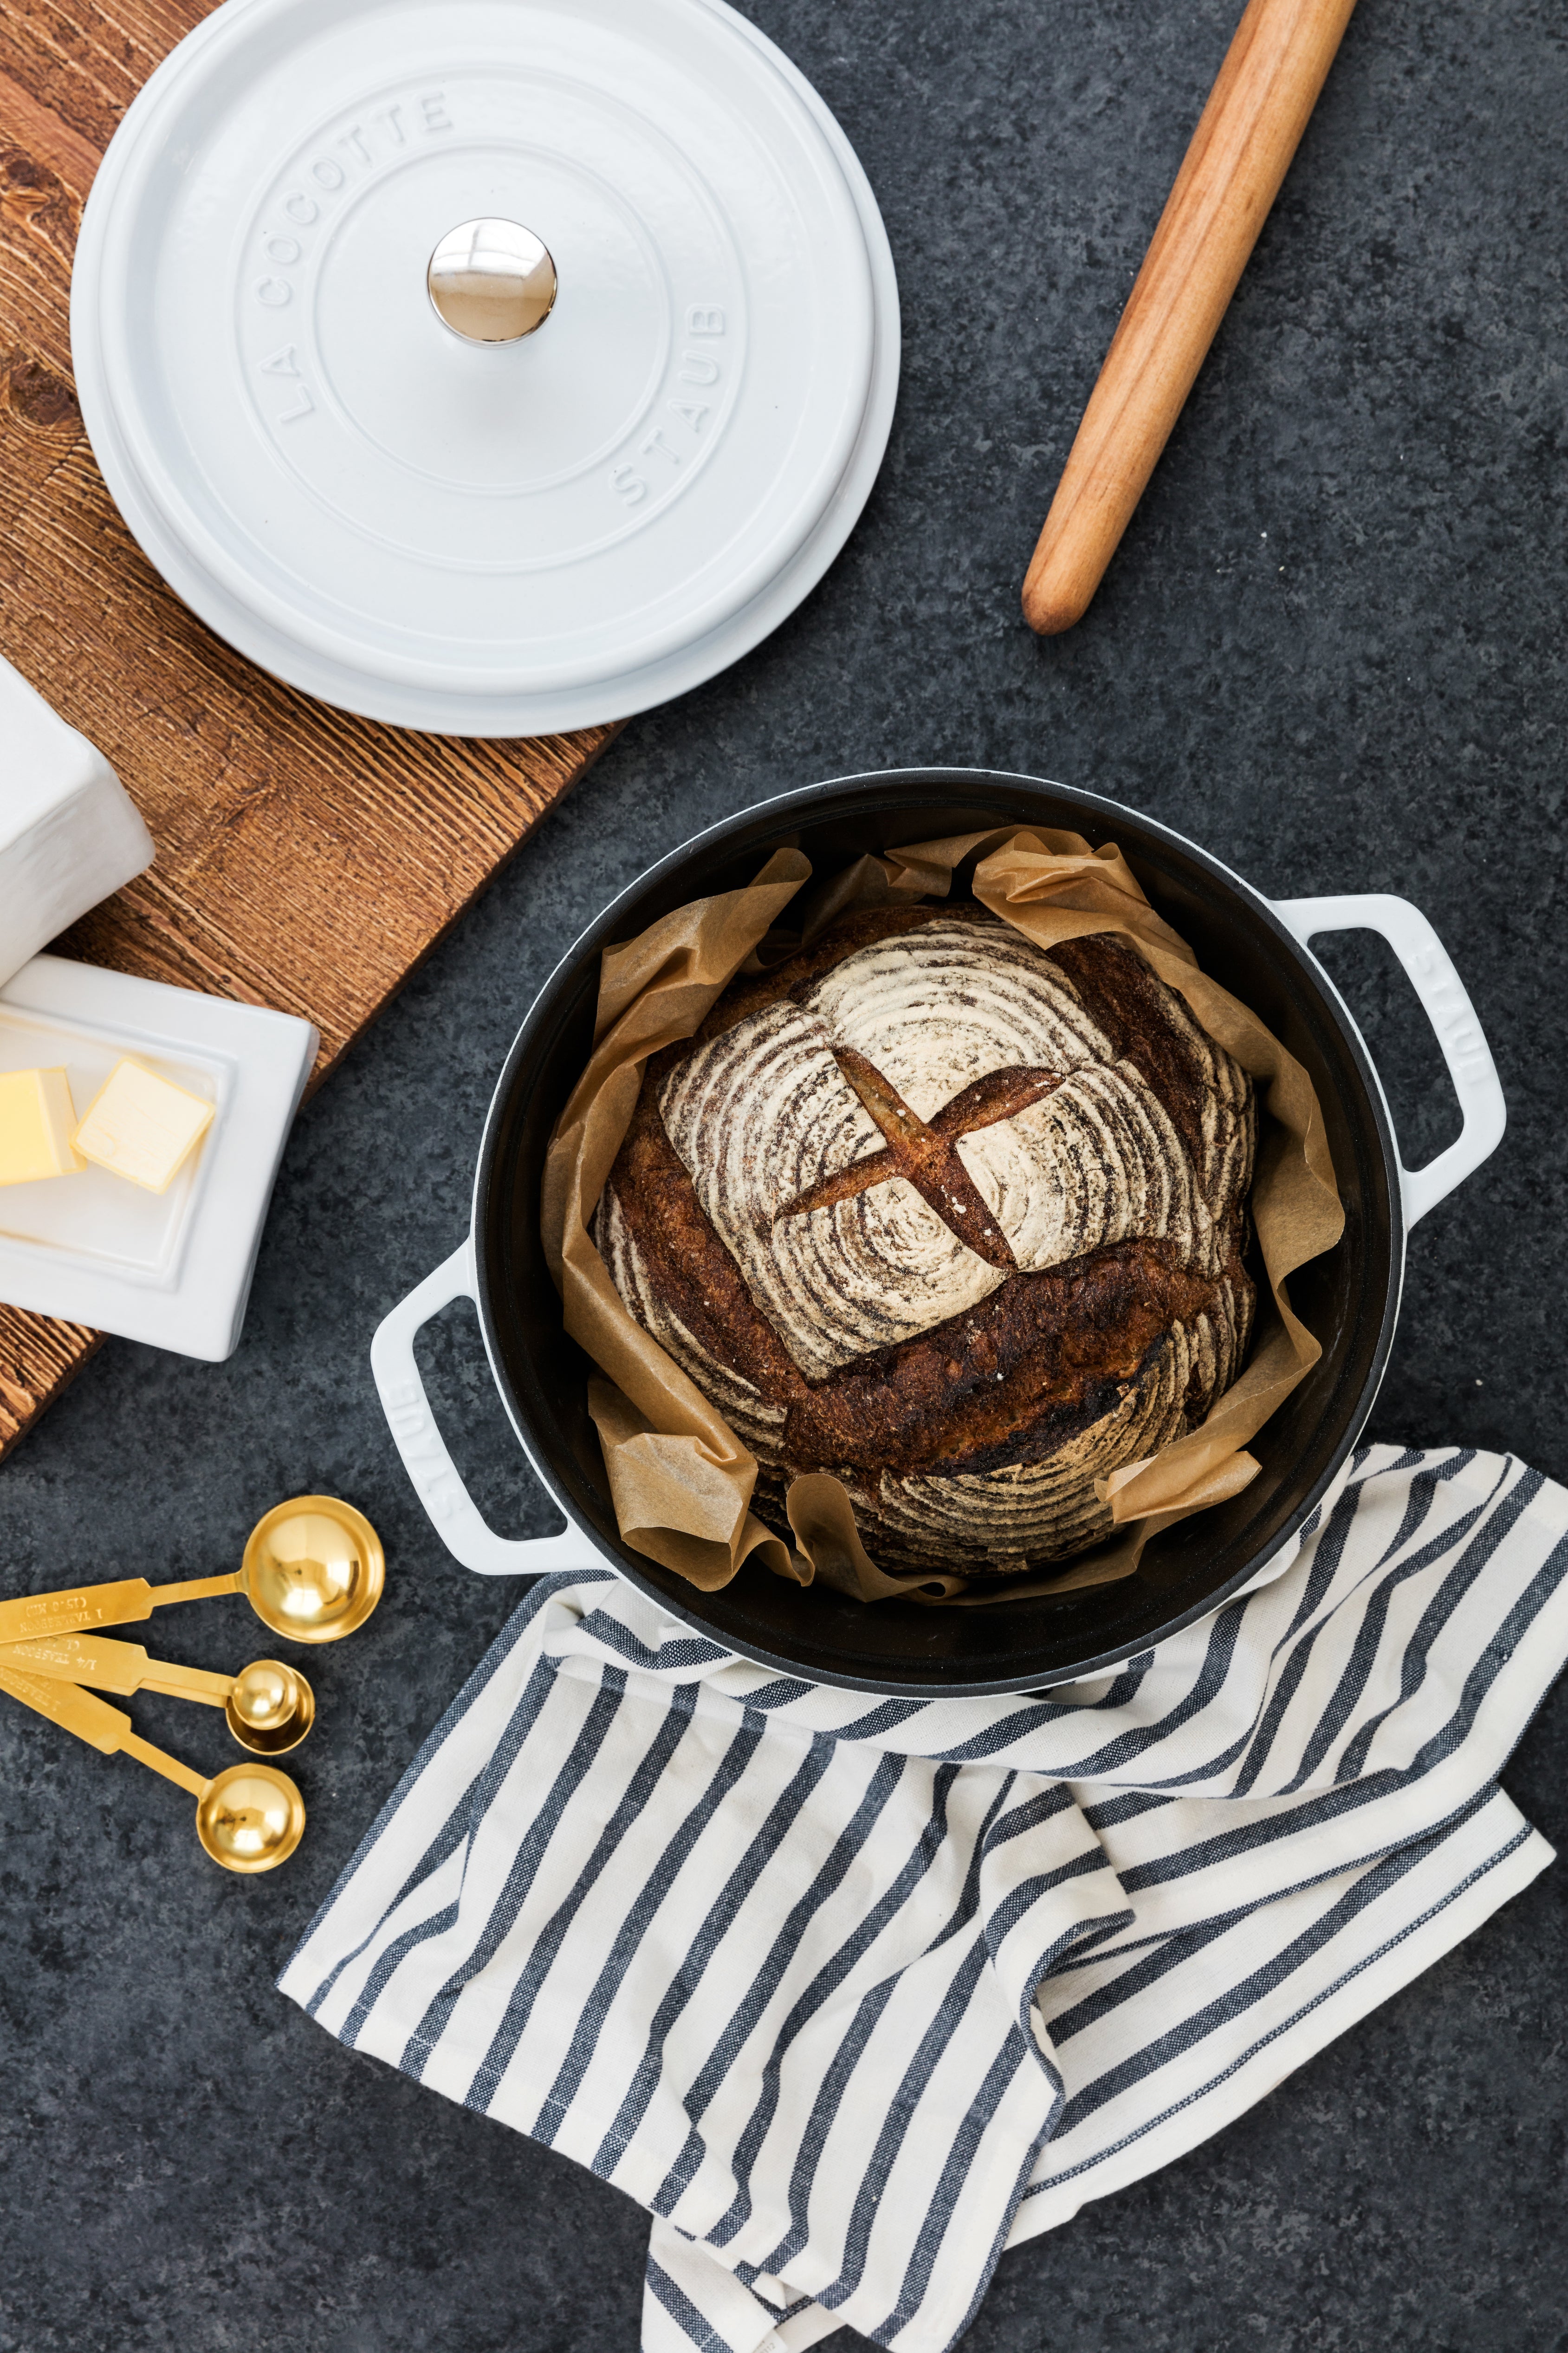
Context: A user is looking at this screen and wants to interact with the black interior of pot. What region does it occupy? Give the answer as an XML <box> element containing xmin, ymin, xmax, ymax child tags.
<box><xmin>476</xmin><ymin>770</ymin><xmax>1401</xmax><ymax>1693</ymax></box>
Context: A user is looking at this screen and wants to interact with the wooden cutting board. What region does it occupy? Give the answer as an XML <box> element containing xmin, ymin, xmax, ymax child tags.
<box><xmin>0</xmin><ymin>3</ymin><xmax>621</xmax><ymax>1456</ymax></box>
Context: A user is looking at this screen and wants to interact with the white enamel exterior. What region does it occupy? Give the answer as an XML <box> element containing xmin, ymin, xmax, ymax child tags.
<box><xmin>71</xmin><ymin>0</ymin><xmax>900</xmax><ymax>736</ymax></box>
<box><xmin>371</xmin><ymin>1236</ymin><xmax>598</xmax><ymax>1572</ymax></box>
<box><xmin>1269</xmin><ymin>894</ymin><xmax>1507</xmax><ymax>1231</ymax></box>
<box><xmin>370</xmin><ymin>822</ymin><xmax>1509</xmax><ymax>1583</ymax></box>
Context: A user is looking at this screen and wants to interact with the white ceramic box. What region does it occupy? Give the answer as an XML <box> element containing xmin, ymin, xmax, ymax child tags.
<box><xmin>0</xmin><ymin>653</ymin><xmax>155</xmax><ymax>986</ymax></box>
<box><xmin>0</xmin><ymin>956</ymin><xmax>318</xmax><ymax>1359</ymax></box>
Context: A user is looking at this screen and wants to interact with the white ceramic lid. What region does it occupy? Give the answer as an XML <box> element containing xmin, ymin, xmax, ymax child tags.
<box><xmin>71</xmin><ymin>0</ymin><xmax>899</xmax><ymax>736</ymax></box>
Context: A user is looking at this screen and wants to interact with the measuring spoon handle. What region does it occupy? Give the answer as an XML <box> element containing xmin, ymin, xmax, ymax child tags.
<box><xmin>0</xmin><ymin>1663</ymin><xmax>208</xmax><ymax>1797</ymax></box>
<box><xmin>0</xmin><ymin>1564</ymin><xmax>245</xmax><ymax>1647</ymax></box>
<box><xmin>0</xmin><ymin>1632</ymin><xmax>233</xmax><ymax>1704</ymax></box>
<box><xmin>139</xmin><ymin>1663</ymin><xmax>234</xmax><ymax>1704</ymax></box>
<box><xmin>0</xmin><ymin>1580</ymin><xmax>158</xmax><ymax>1644</ymax></box>
<box><xmin>148</xmin><ymin>1571</ymin><xmax>247</xmax><ymax>1607</ymax></box>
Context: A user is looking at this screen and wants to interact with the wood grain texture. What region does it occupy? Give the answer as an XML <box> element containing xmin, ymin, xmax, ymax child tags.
<box><xmin>1022</xmin><ymin>0</ymin><xmax>1359</xmax><ymax>636</ymax></box>
<box><xmin>0</xmin><ymin>0</ymin><xmax>622</xmax><ymax>1456</ymax></box>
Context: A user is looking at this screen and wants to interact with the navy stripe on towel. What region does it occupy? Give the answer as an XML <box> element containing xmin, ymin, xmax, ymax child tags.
<box><xmin>280</xmin><ymin>1445</ymin><xmax>1568</xmax><ymax>2353</ymax></box>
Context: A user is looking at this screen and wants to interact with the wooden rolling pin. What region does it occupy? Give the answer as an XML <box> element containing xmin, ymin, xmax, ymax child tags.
<box><xmin>1022</xmin><ymin>0</ymin><xmax>1359</xmax><ymax>635</ymax></box>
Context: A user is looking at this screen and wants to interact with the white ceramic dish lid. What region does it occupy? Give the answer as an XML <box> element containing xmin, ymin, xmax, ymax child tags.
<box><xmin>71</xmin><ymin>0</ymin><xmax>899</xmax><ymax>737</ymax></box>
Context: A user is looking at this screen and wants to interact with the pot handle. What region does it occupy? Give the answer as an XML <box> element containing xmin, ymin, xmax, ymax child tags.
<box><xmin>1269</xmin><ymin>893</ymin><xmax>1506</xmax><ymax>1227</ymax></box>
<box><xmin>370</xmin><ymin>1240</ymin><xmax>602</xmax><ymax>1576</ymax></box>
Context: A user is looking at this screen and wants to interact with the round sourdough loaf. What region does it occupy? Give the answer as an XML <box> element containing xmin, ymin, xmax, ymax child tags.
<box><xmin>596</xmin><ymin>904</ymin><xmax>1258</xmax><ymax>1577</ymax></box>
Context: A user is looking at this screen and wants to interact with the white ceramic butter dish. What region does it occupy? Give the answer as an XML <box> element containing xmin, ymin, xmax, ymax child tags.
<box><xmin>0</xmin><ymin>956</ymin><xmax>317</xmax><ymax>1360</ymax></box>
<box><xmin>0</xmin><ymin>654</ymin><xmax>156</xmax><ymax>989</ymax></box>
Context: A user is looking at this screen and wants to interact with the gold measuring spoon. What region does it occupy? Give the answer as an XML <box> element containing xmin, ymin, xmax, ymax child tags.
<box><xmin>0</xmin><ymin>1663</ymin><xmax>305</xmax><ymax>1872</ymax></box>
<box><xmin>0</xmin><ymin>1495</ymin><xmax>383</xmax><ymax>1650</ymax></box>
<box><xmin>0</xmin><ymin>1632</ymin><xmax>316</xmax><ymax>1755</ymax></box>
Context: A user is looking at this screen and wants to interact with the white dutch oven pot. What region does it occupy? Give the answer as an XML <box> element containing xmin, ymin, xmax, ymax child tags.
<box><xmin>371</xmin><ymin>771</ymin><xmax>1504</xmax><ymax>1694</ymax></box>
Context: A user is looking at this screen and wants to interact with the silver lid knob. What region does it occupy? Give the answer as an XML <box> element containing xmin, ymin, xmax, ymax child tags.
<box><xmin>427</xmin><ymin>218</ymin><xmax>558</xmax><ymax>344</ymax></box>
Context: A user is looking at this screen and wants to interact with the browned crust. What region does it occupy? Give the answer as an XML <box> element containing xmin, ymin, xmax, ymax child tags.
<box><xmin>1046</xmin><ymin>932</ymin><xmax>1214</xmax><ymax>1173</ymax></box>
<box><xmin>611</xmin><ymin>1083</ymin><xmax>804</xmax><ymax>1404</ymax></box>
<box><xmin>785</xmin><ymin>1241</ymin><xmax>1232</xmax><ymax>1477</ymax></box>
<box><xmin>609</xmin><ymin>1070</ymin><xmax>1248</xmax><ymax>1479</ymax></box>
<box><xmin>601</xmin><ymin>899</ymin><xmax>1257</xmax><ymax>1546</ymax></box>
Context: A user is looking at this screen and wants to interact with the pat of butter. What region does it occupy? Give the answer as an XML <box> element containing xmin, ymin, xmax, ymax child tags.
<box><xmin>0</xmin><ymin>1068</ymin><xmax>85</xmax><ymax>1183</ymax></box>
<box><xmin>74</xmin><ymin>1059</ymin><xmax>214</xmax><ymax>1194</ymax></box>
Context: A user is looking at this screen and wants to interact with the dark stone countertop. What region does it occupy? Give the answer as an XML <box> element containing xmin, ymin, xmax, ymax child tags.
<box><xmin>2</xmin><ymin>0</ymin><xmax>1565</xmax><ymax>2346</ymax></box>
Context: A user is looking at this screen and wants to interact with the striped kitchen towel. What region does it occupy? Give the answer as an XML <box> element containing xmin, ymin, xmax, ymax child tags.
<box><xmin>279</xmin><ymin>1445</ymin><xmax>1568</xmax><ymax>2353</ymax></box>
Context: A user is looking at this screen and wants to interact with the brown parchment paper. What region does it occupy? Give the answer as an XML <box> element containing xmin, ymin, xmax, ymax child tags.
<box><xmin>541</xmin><ymin>829</ymin><xmax>1345</xmax><ymax>1604</ymax></box>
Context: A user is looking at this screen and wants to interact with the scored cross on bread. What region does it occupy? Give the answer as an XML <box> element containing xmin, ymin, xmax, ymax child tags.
<box><xmin>597</xmin><ymin>904</ymin><xmax>1256</xmax><ymax>1577</ymax></box>
<box><xmin>772</xmin><ymin>1048</ymin><xmax>1067</xmax><ymax>1265</ymax></box>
